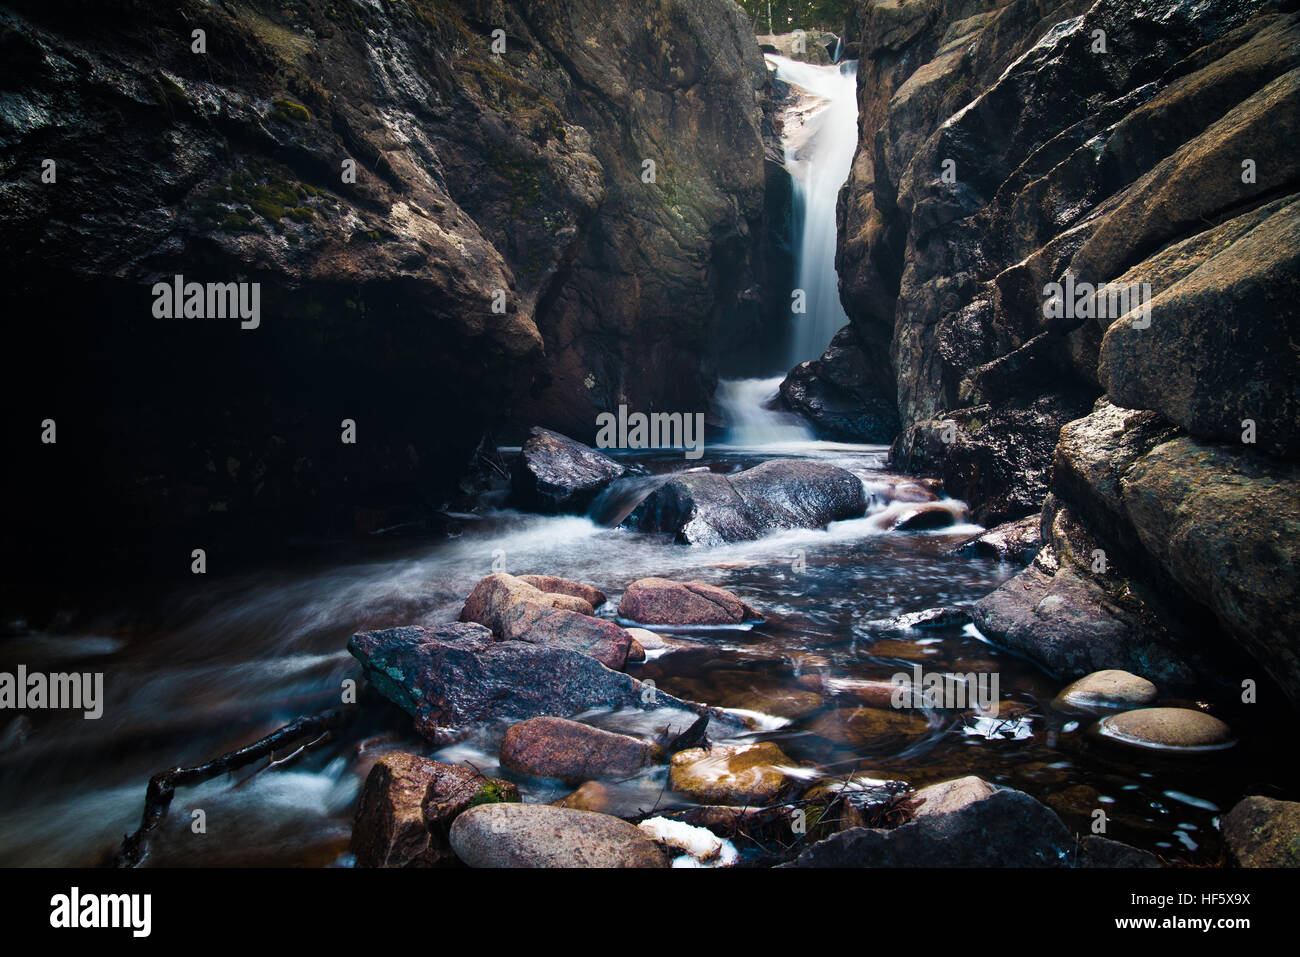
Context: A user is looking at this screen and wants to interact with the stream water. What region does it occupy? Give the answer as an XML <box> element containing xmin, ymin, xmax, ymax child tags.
<box><xmin>0</xmin><ymin>436</ymin><xmax>1282</xmax><ymax>867</ymax></box>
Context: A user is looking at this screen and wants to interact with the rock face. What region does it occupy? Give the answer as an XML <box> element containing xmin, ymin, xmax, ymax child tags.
<box><xmin>351</xmin><ymin>753</ymin><xmax>519</xmax><ymax>868</ymax></box>
<box><xmin>458</xmin><ymin>573</ymin><xmax>632</xmax><ymax>668</ymax></box>
<box><xmin>779</xmin><ymin>325</ymin><xmax>900</xmax><ymax>442</ymax></box>
<box><xmin>1221</xmin><ymin>796</ymin><xmax>1300</xmax><ymax>868</ymax></box>
<box><xmin>347</xmin><ymin>623</ymin><xmax>740</xmax><ymax>741</ymax></box>
<box><xmin>618</xmin><ymin>578</ymin><xmax>760</xmax><ymax>626</ymax></box>
<box><xmin>449</xmin><ymin>803</ymin><xmax>666</xmax><ymax>868</ymax></box>
<box><xmin>626</xmin><ymin>459</ymin><xmax>867</xmax><ymax>544</ymax></box>
<box><xmin>510</xmin><ymin>428</ymin><xmax>638</xmax><ymax>514</ymax></box>
<box><xmin>823</xmin><ymin>0</ymin><xmax>1300</xmax><ymax>700</ymax></box>
<box><xmin>499</xmin><ymin>716</ymin><xmax>660</xmax><ymax>784</ymax></box>
<box><xmin>3</xmin><ymin>0</ymin><xmax>770</xmax><ymax>582</ymax></box>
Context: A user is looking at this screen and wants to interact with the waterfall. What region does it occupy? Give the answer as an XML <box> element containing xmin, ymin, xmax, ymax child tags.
<box><xmin>768</xmin><ymin>54</ymin><xmax>860</xmax><ymax>367</ymax></box>
<box><xmin>715</xmin><ymin>376</ymin><xmax>812</xmax><ymax>445</ymax></box>
<box><xmin>713</xmin><ymin>55</ymin><xmax>860</xmax><ymax>446</ymax></box>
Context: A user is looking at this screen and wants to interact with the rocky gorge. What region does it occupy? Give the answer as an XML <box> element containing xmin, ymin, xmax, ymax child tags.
<box><xmin>0</xmin><ymin>0</ymin><xmax>1298</xmax><ymax>873</ymax></box>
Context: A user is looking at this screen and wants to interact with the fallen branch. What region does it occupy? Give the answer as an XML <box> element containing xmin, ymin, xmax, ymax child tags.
<box><xmin>114</xmin><ymin>705</ymin><xmax>357</xmax><ymax>868</ymax></box>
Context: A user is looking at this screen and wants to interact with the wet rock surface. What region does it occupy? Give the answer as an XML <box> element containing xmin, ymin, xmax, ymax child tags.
<box><xmin>347</xmin><ymin>623</ymin><xmax>739</xmax><ymax>741</ymax></box>
<box><xmin>779</xmin><ymin>325</ymin><xmax>900</xmax><ymax>442</ymax></box>
<box><xmin>786</xmin><ymin>785</ymin><xmax>1073</xmax><ymax>868</ymax></box>
<box><xmin>351</xmin><ymin>753</ymin><xmax>518</xmax><ymax>868</ymax></box>
<box><xmin>625</xmin><ymin>459</ymin><xmax>868</xmax><ymax>544</ymax></box>
<box><xmin>511</xmin><ymin>428</ymin><xmax>640</xmax><ymax>514</ymax></box>
<box><xmin>618</xmin><ymin>578</ymin><xmax>760</xmax><ymax>626</ymax></box>
<box><xmin>449</xmin><ymin>804</ymin><xmax>667</xmax><ymax>868</ymax></box>
<box><xmin>1096</xmin><ymin>707</ymin><xmax>1235</xmax><ymax>752</ymax></box>
<box><xmin>955</xmin><ymin>516</ymin><xmax>1041</xmax><ymax>565</ymax></box>
<box><xmin>499</xmin><ymin>716</ymin><xmax>660</xmax><ymax>784</ymax></box>
<box><xmin>669</xmin><ymin>742</ymin><xmax>796</xmax><ymax>806</ymax></box>
<box><xmin>1221</xmin><ymin>796</ymin><xmax>1300</xmax><ymax>868</ymax></box>
<box><xmin>1056</xmin><ymin>670</ymin><xmax>1158</xmax><ymax>712</ymax></box>
<box><xmin>458</xmin><ymin>573</ymin><xmax>632</xmax><ymax>668</ymax></box>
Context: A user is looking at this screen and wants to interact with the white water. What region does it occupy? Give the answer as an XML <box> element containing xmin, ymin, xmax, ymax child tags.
<box><xmin>715</xmin><ymin>376</ymin><xmax>812</xmax><ymax>445</ymax></box>
<box><xmin>713</xmin><ymin>56</ymin><xmax>861</xmax><ymax>442</ymax></box>
<box><xmin>768</xmin><ymin>54</ymin><xmax>860</xmax><ymax>366</ymax></box>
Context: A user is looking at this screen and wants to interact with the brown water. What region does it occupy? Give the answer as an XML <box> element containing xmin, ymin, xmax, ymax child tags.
<box><xmin>0</xmin><ymin>442</ymin><xmax>1290</xmax><ymax>866</ymax></box>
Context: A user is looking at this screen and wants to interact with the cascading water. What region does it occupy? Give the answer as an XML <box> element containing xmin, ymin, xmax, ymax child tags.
<box><xmin>716</xmin><ymin>55</ymin><xmax>861</xmax><ymax>445</ymax></box>
<box><xmin>770</xmin><ymin>53</ymin><xmax>860</xmax><ymax>367</ymax></box>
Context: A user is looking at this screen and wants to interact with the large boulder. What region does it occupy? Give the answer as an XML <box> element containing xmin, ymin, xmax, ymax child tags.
<box><xmin>973</xmin><ymin>498</ymin><xmax>1206</xmax><ymax>690</ymax></box>
<box><xmin>449</xmin><ymin>804</ymin><xmax>667</xmax><ymax>868</ymax></box>
<box><xmin>626</xmin><ymin>459</ymin><xmax>867</xmax><ymax>545</ymax></box>
<box><xmin>1221</xmin><ymin>796</ymin><xmax>1300</xmax><ymax>868</ymax></box>
<box><xmin>1098</xmin><ymin>195</ymin><xmax>1300</xmax><ymax>457</ymax></box>
<box><xmin>510</xmin><ymin>428</ymin><xmax>639</xmax><ymax>514</ymax></box>
<box><xmin>347</xmin><ymin>623</ymin><xmax>742</xmax><ymax>741</ymax></box>
<box><xmin>617</xmin><ymin>578</ymin><xmax>759</xmax><ymax>626</ymax></box>
<box><xmin>1048</xmin><ymin>398</ymin><xmax>1300</xmax><ymax>707</ymax></box>
<box><xmin>350</xmin><ymin>753</ymin><xmax>519</xmax><ymax>868</ymax></box>
<box><xmin>499</xmin><ymin>717</ymin><xmax>660</xmax><ymax>784</ymax></box>
<box><xmin>785</xmin><ymin>785</ymin><xmax>1073</xmax><ymax>868</ymax></box>
<box><xmin>458</xmin><ymin>573</ymin><xmax>632</xmax><ymax>669</ymax></box>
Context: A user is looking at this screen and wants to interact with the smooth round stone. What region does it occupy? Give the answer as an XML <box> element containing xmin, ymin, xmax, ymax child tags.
<box><xmin>449</xmin><ymin>803</ymin><xmax>666</xmax><ymax>868</ymax></box>
<box><xmin>1056</xmin><ymin>669</ymin><xmax>1158</xmax><ymax>711</ymax></box>
<box><xmin>1096</xmin><ymin>707</ymin><xmax>1235</xmax><ymax>752</ymax></box>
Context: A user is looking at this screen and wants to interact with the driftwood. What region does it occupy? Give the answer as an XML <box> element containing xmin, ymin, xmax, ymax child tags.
<box><xmin>114</xmin><ymin>705</ymin><xmax>357</xmax><ymax>868</ymax></box>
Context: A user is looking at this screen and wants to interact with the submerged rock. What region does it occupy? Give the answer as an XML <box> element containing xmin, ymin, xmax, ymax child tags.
<box><xmin>551</xmin><ymin>781</ymin><xmax>616</xmax><ymax>814</ymax></box>
<box><xmin>449</xmin><ymin>804</ymin><xmax>666</xmax><ymax>868</ymax></box>
<box><xmin>459</xmin><ymin>573</ymin><xmax>632</xmax><ymax>669</ymax></box>
<box><xmin>351</xmin><ymin>753</ymin><xmax>518</xmax><ymax>868</ymax></box>
<box><xmin>890</xmin><ymin>502</ymin><xmax>959</xmax><ymax>531</ymax></box>
<box><xmin>669</xmin><ymin>742</ymin><xmax>795</xmax><ymax>806</ymax></box>
<box><xmin>1096</xmin><ymin>707</ymin><xmax>1235</xmax><ymax>752</ymax></box>
<box><xmin>625</xmin><ymin>459</ymin><xmax>867</xmax><ymax>545</ymax></box>
<box><xmin>1056</xmin><ymin>670</ymin><xmax>1158</xmax><ymax>712</ymax></box>
<box><xmin>511</xmin><ymin>427</ymin><xmax>639</xmax><ymax>514</ymax></box>
<box><xmin>1221</xmin><ymin>796</ymin><xmax>1300</xmax><ymax>868</ymax></box>
<box><xmin>499</xmin><ymin>716</ymin><xmax>661</xmax><ymax>784</ymax></box>
<box><xmin>618</xmin><ymin>578</ymin><xmax>760</xmax><ymax>626</ymax></box>
<box><xmin>861</xmin><ymin>607</ymin><xmax>972</xmax><ymax>633</ymax></box>
<box><xmin>347</xmin><ymin>624</ymin><xmax>741</xmax><ymax>741</ymax></box>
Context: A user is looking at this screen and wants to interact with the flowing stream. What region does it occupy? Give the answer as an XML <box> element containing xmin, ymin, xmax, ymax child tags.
<box><xmin>0</xmin><ymin>443</ymin><xmax>1277</xmax><ymax>866</ymax></box>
